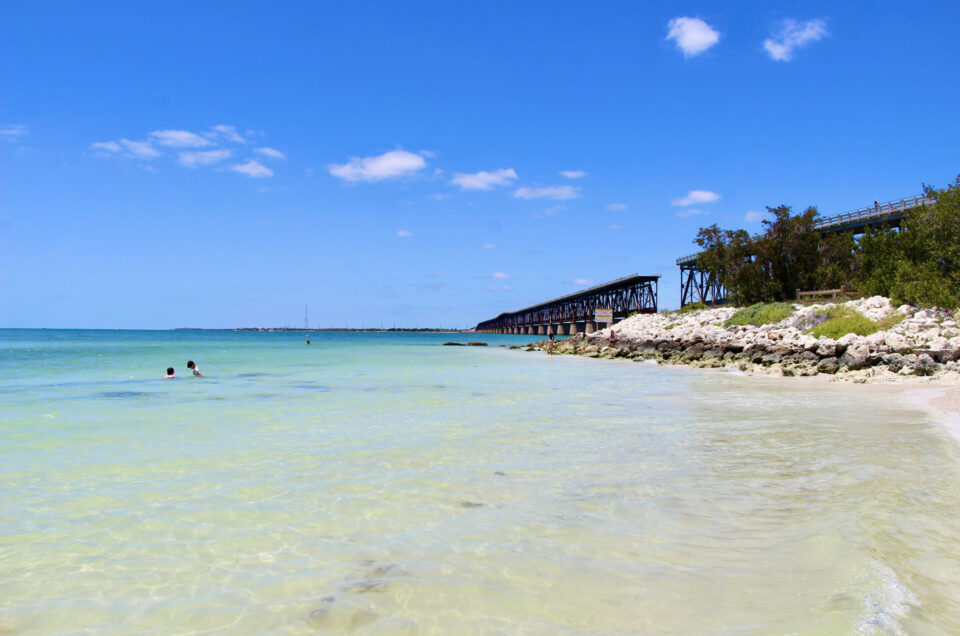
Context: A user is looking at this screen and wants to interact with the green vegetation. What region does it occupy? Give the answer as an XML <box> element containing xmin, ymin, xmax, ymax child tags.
<box><xmin>809</xmin><ymin>306</ymin><xmax>879</xmax><ymax>339</ymax></box>
<box><xmin>678</xmin><ymin>302</ymin><xmax>708</xmax><ymax>314</ymax></box>
<box><xmin>724</xmin><ymin>302</ymin><xmax>795</xmax><ymax>327</ymax></box>
<box><xmin>692</xmin><ymin>176</ymin><xmax>960</xmax><ymax>308</ymax></box>
<box><xmin>877</xmin><ymin>312</ymin><xmax>907</xmax><ymax>330</ymax></box>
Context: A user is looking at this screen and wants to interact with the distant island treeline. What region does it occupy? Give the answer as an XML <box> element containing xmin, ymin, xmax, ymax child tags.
<box><xmin>174</xmin><ymin>327</ymin><xmax>473</xmax><ymax>333</ymax></box>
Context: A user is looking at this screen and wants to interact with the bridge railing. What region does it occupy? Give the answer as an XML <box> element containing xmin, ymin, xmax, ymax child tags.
<box><xmin>675</xmin><ymin>194</ymin><xmax>932</xmax><ymax>266</ymax></box>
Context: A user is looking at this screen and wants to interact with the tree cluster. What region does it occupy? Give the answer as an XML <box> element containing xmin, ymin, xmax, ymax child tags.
<box><xmin>693</xmin><ymin>176</ymin><xmax>960</xmax><ymax>308</ymax></box>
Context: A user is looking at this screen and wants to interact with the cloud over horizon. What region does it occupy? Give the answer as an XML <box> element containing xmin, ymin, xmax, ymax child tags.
<box><xmin>0</xmin><ymin>124</ymin><xmax>28</xmax><ymax>140</ymax></box>
<box><xmin>230</xmin><ymin>160</ymin><xmax>273</xmax><ymax>178</ymax></box>
<box><xmin>90</xmin><ymin>125</ymin><xmax>281</xmax><ymax>177</ymax></box>
<box><xmin>559</xmin><ymin>170</ymin><xmax>586</xmax><ymax>179</ymax></box>
<box><xmin>764</xmin><ymin>19</ymin><xmax>827</xmax><ymax>61</ymax></box>
<box><xmin>671</xmin><ymin>190</ymin><xmax>722</xmax><ymax>206</ymax></box>
<box><xmin>149</xmin><ymin>129</ymin><xmax>213</xmax><ymax>148</ymax></box>
<box><xmin>450</xmin><ymin>168</ymin><xmax>517</xmax><ymax>190</ymax></box>
<box><xmin>667</xmin><ymin>17</ymin><xmax>720</xmax><ymax>57</ymax></box>
<box><xmin>179</xmin><ymin>149</ymin><xmax>232</xmax><ymax>167</ymax></box>
<box><xmin>329</xmin><ymin>149</ymin><xmax>426</xmax><ymax>182</ymax></box>
<box><xmin>513</xmin><ymin>185</ymin><xmax>580</xmax><ymax>200</ymax></box>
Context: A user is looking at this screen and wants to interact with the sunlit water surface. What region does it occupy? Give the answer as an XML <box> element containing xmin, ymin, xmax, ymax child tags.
<box><xmin>2</xmin><ymin>329</ymin><xmax>959</xmax><ymax>634</ymax></box>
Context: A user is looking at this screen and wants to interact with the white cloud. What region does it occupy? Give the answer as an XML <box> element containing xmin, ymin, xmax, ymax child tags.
<box><xmin>560</xmin><ymin>170</ymin><xmax>586</xmax><ymax>179</ymax></box>
<box><xmin>573</xmin><ymin>278</ymin><xmax>594</xmax><ymax>286</ymax></box>
<box><xmin>329</xmin><ymin>149</ymin><xmax>426</xmax><ymax>182</ymax></box>
<box><xmin>492</xmin><ymin>272</ymin><xmax>510</xmax><ymax>279</ymax></box>
<box><xmin>179</xmin><ymin>149</ymin><xmax>232</xmax><ymax>167</ymax></box>
<box><xmin>513</xmin><ymin>185</ymin><xmax>580</xmax><ymax>200</ymax></box>
<box><xmin>119</xmin><ymin>139</ymin><xmax>160</xmax><ymax>158</ymax></box>
<box><xmin>256</xmin><ymin>147</ymin><xmax>286</xmax><ymax>160</ymax></box>
<box><xmin>666</xmin><ymin>17</ymin><xmax>720</xmax><ymax>57</ymax></box>
<box><xmin>676</xmin><ymin>208</ymin><xmax>709</xmax><ymax>218</ymax></box>
<box><xmin>450</xmin><ymin>168</ymin><xmax>517</xmax><ymax>190</ymax></box>
<box><xmin>672</xmin><ymin>190</ymin><xmax>721</xmax><ymax>206</ymax></box>
<box><xmin>485</xmin><ymin>285</ymin><xmax>512</xmax><ymax>291</ymax></box>
<box><xmin>609</xmin><ymin>223</ymin><xmax>623</xmax><ymax>230</ymax></box>
<box><xmin>606</xmin><ymin>202</ymin><xmax>627</xmax><ymax>211</ymax></box>
<box><xmin>764</xmin><ymin>19</ymin><xmax>827</xmax><ymax>61</ymax></box>
<box><xmin>0</xmin><ymin>124</ymin><xmax>28</xmax><ymax>139</ymax></box>
<box><xmin>149</xmin><ymin>129</ymin><xmax>212</xmax><ymax>148</ymax></box>
<box><xmin>744</xmin><ymin>210</ymin><xmax>764</xmax><ymax>222</ymax></box>
<box><xmin>397</xmin><ymin>230</ymin><xmax>413</xmax><ymax>237</ymax></box>
<box><xmin>212</xmin><ymin>124</ymin><xmax>245</xmax><ymax>143</ymax></box>
<box><xmin>90</xmin><ymin>140</ymin><xmax>121</xmax><ymax>155</ymax></box>
<box><xmin>481</xmin><ymin>243</ymin><xmax>496</xmax><ymax>249</ymax></box>
<box><xmin>230</xmin><ymin>160</ymin><xmax>273</xmax><ymax>178</ymax></box>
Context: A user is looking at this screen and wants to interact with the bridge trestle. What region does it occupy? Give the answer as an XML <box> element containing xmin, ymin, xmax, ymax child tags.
<box><xmin>475</xmin><ymin>274</ymin><xmax>660</xmax><ymax>334</ymax></box>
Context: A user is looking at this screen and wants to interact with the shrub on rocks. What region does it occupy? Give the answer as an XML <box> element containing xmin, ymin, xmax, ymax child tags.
<box><xmin>809</xmin><ymin>306</ymin><xmax>879</xmax><ymax>340</ymax></box>
<box><xmin>724</xmin><ymin>302</ymin><xmax>795</xmax><ymax>327</ymax></box>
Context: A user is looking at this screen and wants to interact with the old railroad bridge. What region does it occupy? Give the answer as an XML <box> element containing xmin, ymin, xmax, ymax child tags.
<box><xmin>475</xmin><ymin>274</ymin><xmax>659</xmax><ymax>334</ymax></box>
<box><xmin>677</xmin><ymin>193</ymin><xmax>933</xmax><ymax>307</ymax></box>
<box><xmin>474</xmin><ymin>194</ymin><xmax>933</xmax><ymax>333</ymax></box>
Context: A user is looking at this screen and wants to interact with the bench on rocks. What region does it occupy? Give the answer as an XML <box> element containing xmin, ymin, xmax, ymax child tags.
<box><xmin>795</xmin><ymin>285</ymin><xmax>863</xmax><ymax>303</ymax></box>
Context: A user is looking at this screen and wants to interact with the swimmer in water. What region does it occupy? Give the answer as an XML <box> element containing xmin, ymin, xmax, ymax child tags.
<box><xmin>164</xmin><ymin>367</ymin><xmax>175</xmax><ymax>378</ymax></box>
<box><xmin>186</xmin><ymin>360</ymin><xmax>202</xmax><ymax>377</ymax></box>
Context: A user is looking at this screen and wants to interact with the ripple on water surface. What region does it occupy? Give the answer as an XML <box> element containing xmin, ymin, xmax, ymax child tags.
<box><xmin>1</xmin><ymin>330</ymin><xmax>960</xmax><ymax>634</ymax></box>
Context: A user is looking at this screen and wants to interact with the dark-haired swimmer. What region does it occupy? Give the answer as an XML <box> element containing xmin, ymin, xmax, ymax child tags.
<box><xmin>165</xmin><ymin>367</ymin><xmax>175</xmax><ymax>378</ymax></box>
<box><xmin>187</xmin><ymin>360</ymin><xmax>202</xmax><ymax>377</ymax></box>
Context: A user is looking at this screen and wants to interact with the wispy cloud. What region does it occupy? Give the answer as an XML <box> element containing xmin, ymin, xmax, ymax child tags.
<box><xmin>560</xmin><ymin>170</ymin><xmax>586</xmax><ymax>179</ymax></box>
<box><xmin>450</xmin><ymin>168</ymin><xmax>517</xmax><ymax>190</ymax></box>
<box><xmin>744</xmin><ymin>210</ymin><xmax>764</xmax><ymax>222</ymax></box>
<box><xmin>90</xmin><ymin>124</ymin><xmax>275</xmax><ymax>175</ymax></box>
<box><xmin>609</xmin><ymin>223</ymin><xmax>623</xmax><ymax>230</ymax></box>
<box><xmin>606</xmin><ymin>202</ymin><xmax>627</xmax><ymax>211</ymax></box>
<box><xmin>212</xmin><ymin>124</ymin><xmax>245</xmax><ymax>143</ymax></box>
<box><xmin>149</xmin><ymin>129</ymin><xmax>212</xmax><ymax>148</ymax></box>
<box><xmin>764</xmin><ymin>19</ymin><xmax>827</xmax><ymax>61</ymax></box>
<box><xmin>119</xmin><ymin>139</ymin><xmax>160</xmax><ymax>159</ymax></box>
<box><xmin>179</xmin><ymin>149</ymin><xmax>232</xmax><ymax>167</ymax></box>
<box><xmin>514</xmin><ymin>185</ymin><xmax>580</xmax><ymax>200</ymax></box>
<box><xmin>573</xmin><ymin>277</ymin><xmax>594</xmax><ymax>286</ymax></box>
<box><xmin>667</xmin><ymin>17</ymin><xmax>720</xmax><ymax>57</ymax></box>
<box><xmin>397</xmin><ymin>230</ymin><xmax>413</xmax><ymax>237</ymax></box>
<box><xmin>481</xmin><ymin>243</ymin><xmax>496</xmax><ymax>249</ymax></box>
<box><xmin>676</xmin><ymin>208</ymin><xmax>709</xmax><ymax>218</ymax></box>
<box><xmin>0</xmin><ymin>124</ymin><xmax>28</xmax><ymax>140</ymax></box>
<box><xmin>492</xmin><ymin>272</ymin><xmax>511</xmax><ymax>279</ymax></box>
<box><xmin>329</xmin><ymin>149</ymin><xmax>426</xmax><ymax>182</ymax></box>
<box><xmin>230</xmin><ymin>160</ymin><xmax>273</xmax><ymax>178</ymax></box>
<box><xmin>534</xmin><ymin>205</ymin><xmax>566</xmax><ymax>218</ymax></box>
<box><xmin>485</xmin><ymin>285</ymin><xmax>512</xmax><ymax>291</ymax></box>
<box><xmin>256</xmin><ymin>147</ymin><xmax>285</xmax><ymax>160</ymax></box>
<box><xmin>672</xmin><ymin>190</ymin><xmax>721</xmax><ymax>206</ymax></box>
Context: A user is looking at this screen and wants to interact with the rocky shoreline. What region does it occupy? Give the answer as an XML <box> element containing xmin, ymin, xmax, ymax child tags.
<box><xmin>520</xmin><ymin>296</ymin><xmax>960</xmax><ymax>383</ymax></box>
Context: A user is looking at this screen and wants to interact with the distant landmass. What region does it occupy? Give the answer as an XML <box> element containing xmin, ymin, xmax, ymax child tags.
<box><xmin>174</xmin><ymin>327</ymin><xmax>474</xmax><ymax>333</ymax></box>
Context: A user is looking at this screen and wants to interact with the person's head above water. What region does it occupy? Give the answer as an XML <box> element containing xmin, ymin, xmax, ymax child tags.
<box><xmin>165</xmin><ymin>367</ymin><xmax>175</xmax><ymax>377</ymax></box>
<box><xmin>187</xmin><ymin>361</ymin><xmax>196</xmax><ymax>370</ymax></box>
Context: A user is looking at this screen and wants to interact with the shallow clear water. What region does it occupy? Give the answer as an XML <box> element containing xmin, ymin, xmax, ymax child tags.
<box><xmin>2</xmin><ymin>329</ymin><xmax>959</xmax><ymax>634</ymax></box>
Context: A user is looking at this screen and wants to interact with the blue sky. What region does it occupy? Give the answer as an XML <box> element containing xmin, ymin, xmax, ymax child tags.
<box><xmin>2</xmin><ymin>1</ymin><xmax>958</xmax><ymax>329</ymax></box>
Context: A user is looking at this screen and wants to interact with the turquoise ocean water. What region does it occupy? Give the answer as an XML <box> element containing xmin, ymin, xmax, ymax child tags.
<box><xmin>2</xmin><ymin>329</ymin><xmax>960</xmax><ymax>634</ymax></box>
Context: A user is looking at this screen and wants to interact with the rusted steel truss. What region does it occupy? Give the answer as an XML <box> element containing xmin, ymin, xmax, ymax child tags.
<box><xmin>476</xmin><ymin>274</ymin><xmax>659</xmax><ymax>333</ymax></box>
